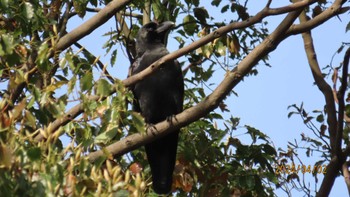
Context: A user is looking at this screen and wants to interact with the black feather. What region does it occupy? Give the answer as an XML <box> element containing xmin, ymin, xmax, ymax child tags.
<box><xmin>129</xmin><ymin>21</ymin><xmax>184</xmax><ymax>194</ymax></box>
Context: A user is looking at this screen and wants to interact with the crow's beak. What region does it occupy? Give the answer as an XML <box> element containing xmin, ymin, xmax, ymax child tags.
<box><xmin>156</xmin><ymin>21</ymin><xmax>175</xmax><ymax>34</ymax></box>
<box><xmin>156</xmin><ymin>21</ymin><xmax>175</xmax><ymax>46</ymax></box>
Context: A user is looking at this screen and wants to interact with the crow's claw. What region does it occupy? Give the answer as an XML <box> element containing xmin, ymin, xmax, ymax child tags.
<box><xmin>166</xmin><ymin>115</ymin><xmax>177</xmax><ymax>125</ymax></box>
<box><xmin>146</xmin><ymin>123</ymin><xmax>158</xmax><ymax>135</ymax></box>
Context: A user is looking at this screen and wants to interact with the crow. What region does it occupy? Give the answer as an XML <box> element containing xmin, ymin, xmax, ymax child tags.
<box><xmin>129</xmin><ymin>21</ymin><xmax>184</xmax><ymax>194</ymax></box>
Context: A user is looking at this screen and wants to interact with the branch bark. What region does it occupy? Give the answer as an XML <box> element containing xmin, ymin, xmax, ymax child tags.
<box><xmin>143</xmin><ymin>0</ymin><xmax>151</xmax><ymax>24</ymax></box>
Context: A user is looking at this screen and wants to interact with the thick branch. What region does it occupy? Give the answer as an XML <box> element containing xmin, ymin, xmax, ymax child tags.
<box><xmin>87</xmin><ymin>9</ymin><xmax>304</xmax><ymax>162</ymax></box>
<box><xmin>294</xmin><ymin>1</ymin><xmax>338</xmax><ymax>154</ymax></box>
<box><xmin>337</xmin><ymin>47</ymin><xmax>350</xmax><ymax>152</ymax></box>
<box><xmin>317</xmin><ymin>156</ymin><xmax>343</xmax><ymax>197</ymax></box>
<box><xmin>287</xmin><ymin>0</ymin><xmax>347</xmax><ymax>36</ymax></box>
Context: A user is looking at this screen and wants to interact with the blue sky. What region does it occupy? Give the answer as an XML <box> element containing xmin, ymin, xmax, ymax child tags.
<box><xmin>66</xmin><ymin>1</ymin><xmax>349</xmax><ymax>196</ymax></box>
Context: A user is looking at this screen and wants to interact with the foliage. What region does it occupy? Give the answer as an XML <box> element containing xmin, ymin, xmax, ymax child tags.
<box><xmin>0</xmin><ymin>0</ymin><xmax>349</xmax><ymax>196</ymax></box>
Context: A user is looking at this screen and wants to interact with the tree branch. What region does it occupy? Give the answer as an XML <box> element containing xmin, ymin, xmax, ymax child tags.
<box><xmin>143</xmin><ymin>0</ymin><xmax>151</xmax><ymax>24</ymax></box>
<box><xmin>294</xmin><ymin>0</ymin><xmax>338</xmax><ymax>154</ymax></box>
<box><xmin>317</xmin><ymin>155</ymin><xmax>343</xmax><ymax>197</ymax></box>
<box><xmin>337</xmin><ymin>47</ymin><xmax>350</xmax><ymax>153</ymax></box>
<box><xmin>87</xmin><ymin>8</ymin><xmax>304</xmax><ymax>162</ymax></box>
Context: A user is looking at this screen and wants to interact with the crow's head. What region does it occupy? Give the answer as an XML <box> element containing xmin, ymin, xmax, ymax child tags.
<box><xmin>135</xmin><ymin>21</ymin><xmax>175</xmax><ymax>56</ymax></box>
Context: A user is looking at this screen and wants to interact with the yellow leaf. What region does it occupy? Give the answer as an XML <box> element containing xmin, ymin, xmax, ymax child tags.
<box><xmin>228</xmin><ymin>35</ymin><xmax>240</xmax><ymax>55</ymax></box>
<box><xmin>0</xmin><ymin>144</ymin><xmax>12</xmax><ymax>168</ymax></box>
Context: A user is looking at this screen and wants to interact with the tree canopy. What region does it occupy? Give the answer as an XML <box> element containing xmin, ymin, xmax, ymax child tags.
<box><xmin>0</xmin><ymin>0</ymin><xmax>350</xmax><ymax>196</ymax></box>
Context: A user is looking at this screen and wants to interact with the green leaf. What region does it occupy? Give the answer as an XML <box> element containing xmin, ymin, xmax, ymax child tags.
<box><xmin>80</xmin><ymin>72</ymin><xmax>93</xmax><ymax>91</ymax></box>
<box><xmin>73</xmin><ymin>0</ymin><xmax>88</xmax><ymax>18</ymax></box>
<box><xmin>221</xmin><ymin>5</ymin><xmax>229</xmax><ymax>13</ymax></box>
<box><xmin>185</xmin><ymin>0</ymin><xmax>199</xmax><ymax>7</ymax></box>
<box><xmin>345</xmin><ymin>104</ymin><xmax>350</xmax><ymax>117</ymax></box>
<box><xmin>22</xmin><ymin>2</ymin><xmax>34</xmax><ymax>20</ymax></box>
<box><xmin>183</xmin><ymin>15</ymin><xmax>197</xmax><ymax>35</ymax></box>
<box><xmin>114</xmin><ymin>190</ymin><xmax>129</xmax><ymax>197</ymax></box>
<box><xmin>316</xmin><ymin>114</ymin><xmax>324</xmax><ymax>123</ymax></box>
<box><xmin>215</xmin><ymin>40</ymin><xmax>226</xmax><ymax>56</ymax></box>
<box><xmin>211</xmin><ymin>0</ymin><xmax>221</xmax><ymax>7</ymax></box>
<box><xmin>24</xmin><ymin>110</ymin><xmax>36</xmax><ymax>128</ymax></box>
<box><xmin>131</xmin><ymin>112</ymin><xmax>145</xmax><ymax>133</ymax></box>
<box><xmin>0</xmin><ymin>34</ymin><xmax>15</xmax><ymax>56</ymax></box>
<box><xmin>262</xmin><ymin>145</ymin><xmax>277</xmax><ymax>155</ymax></box>
<box><xmin>95</xmin><ymin>79</ymin><xmax>113</xmax><ymax>96</ymax></box>
<box><xmin>303</xmin><ymin>117</ymin><xmax>313</xmax><ymax>124</ymax></box>
<box><xmin>194</xmin><ymin>7</ymin><xmax>209</xmax><ymax>24</ymax></box>
<box><xmin>152</xmin><ymin>0</ymin><xmax>162</xmax><ymax>21</ymax></box>
<box><xmin>346</xmin><ymin>21</ymin><xmax>350</xmax><ymax>33</ymax></box>
<box><xmin>110</xmin><ymin>49</ymin><xmax>117</xmax><ymax>66</ymax></box>
<box><xmin>68</xmin><ymin>76</ymin><xmax>77</xmax><ymax>94</ymax></box>
<box><xmin>27</xmin><ymin>147</ymin><xmax>41</xmax><ymax>161</ymax></box>
<box><xmin>0</xmin><ymin>0</ymin><xmax>9</xmax><ymax>9</ymax></box>
<box><xmin>95</xmin><ymin>126</ymin><xmax>118</xmax><ymax>144</ymax></box>
<box><xmin>36</xmin><ymin>42</ymin><xmax>51</xmax><ymax>71</ymax></box>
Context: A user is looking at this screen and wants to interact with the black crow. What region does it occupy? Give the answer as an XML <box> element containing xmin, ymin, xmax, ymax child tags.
<box><xmin>129</xmin><ymin>21</ymin><xmax>184</xmax><ymax>194</ymax></box>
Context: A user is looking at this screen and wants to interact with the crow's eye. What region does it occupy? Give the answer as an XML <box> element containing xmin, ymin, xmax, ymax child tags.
<box><xmin>143</xmin><ymin>22</ymin><xmax>158</xmax><ymax>31</ymax></box>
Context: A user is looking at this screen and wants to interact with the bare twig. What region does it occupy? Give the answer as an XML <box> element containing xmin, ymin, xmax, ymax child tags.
<box><xmin>58</xmin><ymin>1</ymin><xmax>72</xmax><ymax>38</ymax></box>
<box><xmin>115</xmin><ymin>11</ymin><xmax>136</xmax><ymax>61</ymax></box>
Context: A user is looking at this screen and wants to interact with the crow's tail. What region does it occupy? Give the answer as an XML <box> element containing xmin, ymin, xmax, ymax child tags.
<box><xmin>145</xmin><ymin>130</ymin><xmax>179</xmax><ymax>194</ymax></box>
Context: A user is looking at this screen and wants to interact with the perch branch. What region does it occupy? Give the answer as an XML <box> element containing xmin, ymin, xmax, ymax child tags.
<box><xmin>87</xmin><ymin>8</ymin><xmax>304</xmax><ymax>162</ymax></box>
